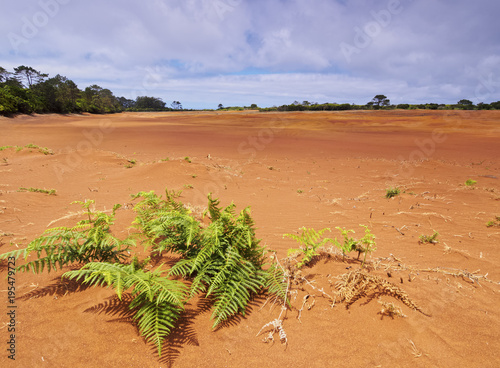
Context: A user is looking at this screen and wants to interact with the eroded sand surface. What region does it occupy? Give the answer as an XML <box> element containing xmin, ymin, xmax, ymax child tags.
<box><xmin>1</xmin><ymin>110</ymin><xmax>499</xmax><ymax>367</ymax></box>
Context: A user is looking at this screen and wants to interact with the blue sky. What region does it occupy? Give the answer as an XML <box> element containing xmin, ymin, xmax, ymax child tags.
<box><xmin>1</xmin><ymin>0</ymin><xmax>499</xmax><ymax>109</ymax></box>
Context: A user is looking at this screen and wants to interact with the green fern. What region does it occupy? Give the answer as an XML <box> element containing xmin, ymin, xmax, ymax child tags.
<box><xmin>130</xmin><ymin>189</ymin><xmax>201</xmax><ymax>256</ymax></box>
<box><xmin>0</xmin><ymin>201</ymin><xmax>133</xmax><ymax>273</ymax></box>
<box><xmin>357</xmin><ymin>225</ymin><xmax>377</xmax><ymax>267</ymax></box>
<box><xmin>333</xmin><ymin>227</ymin><xmax>358</xmax><ymax>260</ymax></box>
<box><xmin>284</xmin><ymin>227</ymin><xmax>332</xmax><ymax>268</ymax></box>
<box><xmin>170</xmin><ymin>194</ymin><xmax>268</xmax><ymax>328</ymax></box>
<box><xmin>63</xmin><ymin>262</ymin><xmax>187</xmax><ymax>356</ymax></box>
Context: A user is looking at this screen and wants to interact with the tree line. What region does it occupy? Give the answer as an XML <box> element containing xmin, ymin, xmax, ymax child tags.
<box><xmin>0</xmin><ymin>66</ymin><xmax>182</xmax><ymax>115</ymax></box>
<box><xmin>2</xmin><ymin>67</ymin><xmax>499</xmax><ymax>116</ymax></box>
<box><xmin>258</xmin><ymin>95</ymin><xmax>500</xmax><ymax>112</ymax></box>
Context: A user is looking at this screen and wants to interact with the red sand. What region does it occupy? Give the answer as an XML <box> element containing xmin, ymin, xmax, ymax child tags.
<box><xmin>1</xmin><ymin>110</ymin><xmax>499</xmax><ymax>367</ymax></box>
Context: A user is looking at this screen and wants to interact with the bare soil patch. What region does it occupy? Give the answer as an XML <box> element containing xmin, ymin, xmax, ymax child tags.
<box><xmin>1</xmin><ymin>110</ymin><xmax>499</xmax><ymax>367</ymax></box>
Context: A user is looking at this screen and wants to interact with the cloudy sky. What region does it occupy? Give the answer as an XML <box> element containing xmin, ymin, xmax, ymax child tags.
<box><xmin>1</xmin><ymin>0</ymin><xmax>499</xmax><ymax>109</ymax></box>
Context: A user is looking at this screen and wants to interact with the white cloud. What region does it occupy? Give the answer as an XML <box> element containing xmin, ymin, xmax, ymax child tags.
<box><xmin>1</xmin><ymin>0</ymin><xmax>499</xmax><ymax>108</ymax></box>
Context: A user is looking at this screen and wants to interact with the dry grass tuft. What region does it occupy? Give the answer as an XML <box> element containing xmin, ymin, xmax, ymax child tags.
<box><xmin>378</xmin><ymin>300</ymin><xmax>407</xmax><ymax>319</ymax></box>
<box><xmin>335</xmin><ymin>269</ymin><xmax>429</xmax><ymax>316</ymax></box>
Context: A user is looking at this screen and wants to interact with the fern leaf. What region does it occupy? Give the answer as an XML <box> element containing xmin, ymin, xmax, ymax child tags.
<box><xmin>132</xmin><ymin>299</ymin><xmax>182</xmax><ymax>357</ymax></box>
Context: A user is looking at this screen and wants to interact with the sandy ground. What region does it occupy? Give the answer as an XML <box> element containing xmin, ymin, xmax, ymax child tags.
<box><xmin>0</xmin><ymin>110</ymin><xmax>499</xmax><ymax>367</ymax></box>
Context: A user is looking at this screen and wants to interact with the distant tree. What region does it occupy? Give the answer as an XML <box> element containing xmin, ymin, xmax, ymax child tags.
<box><xmin>135</xmin><ymin>96</ymin><xmax>166</xmax><ymax>111</ymax></box>
<box><xmin>396</xmin><ymin>103</ymin><xmax>410</xmax><ymax>109</ymax></box>
<box><xmin>490</xmin><ymin>101</ymin><xmax>500</xmax><ymax>110</ymax></box>
<box><xmin>117</xmin><ymin>97</ymin><xmax>135</xmax><ymax>109</ymax></box>
<box><xmin>218</xmin><ymin>103</ymin><xmax>224</xmax><ymax>109</ymax></box>
<box><xmin>476</xmin><ymin>102</ymin><xmax>491</xmax><ymax>110</ymax></box>
<box><xmin>0</xmin><ymin>67</ymin><xmax>11</xmax><ymax>83</ymax></box>
<box><xmin>14</xmin><ymin>66</ymin><xmax>48</xmax><ymax>88</ymax></box>
<box><xmin>250</xmin><ymin>103</ymin><xmax>258</xmax><ymax>109</ymax></box>
<box><xmin>458</xmin><ymin>99</ymin><xmax>473</xmax><ymax>106</ymax></box>
<box><xmin>371</xmin><ymin>95</ymin><xmax>390</xmax><ymax>108</ymax></box>
<box><xmin>171</xmin><ymin>101</ymin><xmax>182</xmax><ymax>110</ymax></box>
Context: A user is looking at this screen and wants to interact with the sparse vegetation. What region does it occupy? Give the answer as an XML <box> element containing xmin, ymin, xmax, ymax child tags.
<box><xmin>465</xmin><ymin>179</ymin><xmax>477</xmax><ymax>186</ymax></box>
<box><xmin>24</xmin><ymin>143</ymin><xmax>54</xmax><ymax>155</ymax></box>
<box><xmin>486</xmin><ymin>216</ymin><xmax>500</xmax><ymax>228</ymax></box>
<box><xmin>0</xmin><ymin>190</ymin><xmax>287</xmax><ymax>356</ymax></box>
<box><xmin>385</xmin><ymin>187</ymin><xmax>401</xmax><ymax>198</ymax></box>
<box><xmin>183</xmin><ymin>156</ymin><xmax>191</xmax><ymax>163</ymax></box>
<box><xmin>378</xmin><ymin>300</ymin><xmax>407</xmax><ymax>319</ymax></box>
<box><xmin>284</xmin><ymin>227</ymin><xmax>331</xmax><ymax>268</ymax></box>
<box><xmin>18</xmin><ymin>187</ymin><xmax>56</xmax><ymax>195</ymax></box>
<box><xmin>419</xmin><ymin>232</ymin><xmax>439</xmax><ymax>244</ymax></box>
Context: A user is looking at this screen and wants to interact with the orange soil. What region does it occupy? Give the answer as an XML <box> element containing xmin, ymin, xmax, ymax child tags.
<box><xmin>0</xmin><ymin>110</ymin><xmax>499</xmax><ymax>367</ymax></box>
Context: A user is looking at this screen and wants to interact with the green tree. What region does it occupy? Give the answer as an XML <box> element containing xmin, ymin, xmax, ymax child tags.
<box><xmin>14</xmin><ymin>65</ymin><xmax>48</xmax><ymax>88</ymax></box>
<box><xmin>371</xmin><ymin>95</ymin><xmax>390</xmax><ymax>108</ymax></box>
<box><xmin>135</xmin><ymin>96</ymin><xmax>166</xmax><ymax>111</ymax></box>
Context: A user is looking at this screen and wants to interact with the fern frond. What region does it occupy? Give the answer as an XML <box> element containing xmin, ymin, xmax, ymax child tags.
<box><xmin>62</xmin><ymin>262</ymin><xmax>135</xmax><ymax>298</ymax></box>
<box><xmin>132</xmin><ymin>300</ymin><xmax>182</xmax><ymax>357</ymax></box>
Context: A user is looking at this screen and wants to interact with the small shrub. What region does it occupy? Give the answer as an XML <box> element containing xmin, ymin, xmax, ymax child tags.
<box><xmin>297</xmin><ymin>189</ymin><xmax>303</xmax><ymax>194</ymax></box>
<box><xmin>385</xmin><ymin>187</ymin><xmax>400</xmax><ymax>198</ymax></box>
<box><xmin>419</xmin><ymin>232</ymin><xmax>439</xmax><ymax>244</ymax></box>
<box><xmin>284</xmin><ymin>227</ymin><xmax>331</xmax><ymax>268</ymax></box>
<box><xmin>184</xmin><ymin>156</ymin><xmax>191</xmax><ymax>163</ymax></box>
<box><xmin>465</xmin><ymin>179</ymin><xmax>477</xmax><ymax>186</ymax></box>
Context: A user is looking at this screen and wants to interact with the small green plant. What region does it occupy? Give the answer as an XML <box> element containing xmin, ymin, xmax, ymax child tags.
<box><xmin>0</xmin><ymin>200</ymin><xmax>133</xmax><ymax>273</ymax></box>
<box><xmin>161</xmin><ymin>157</ymin><xmax>170</xmax><ymax>162</ymax></box>
<box><xmin>24</xmin><ymin>143</ymin><xmax>53</xmax><ymax>155</ymax></box>
<box><xmin>284</xmin><ymin>228</ymin><xmax>332</xmax><ymax>268</ymax></box>
<box><xmin>191</xmin><ymin>175</ymin><xmax>197</xmax><ymax>178</ymax></box>
<box><xmin>0</xmin><ymin>145</ymin><xmax>12</xmax><ymax>151</ymax></box>
<box><xmin>357</xmin><ymin>225</ymin><xmax>377</xmax><ymax>267</ymax></box>
<box><xmin>385</xmin><ymin>187</ymin><xmax>400</xmax><ymax>198</ymax></box>
<box><xmin>465</xmin><ymin>179</ymin><xmax>477</xmax><ymax>186</ymax></box>
<box><xmin>334</xmin><ymin>227</ymin><xmax>357</xmax><ymax>260</ymax></box>
<box><xmin>124</xmin><ymin>159</ymin><xmax>136</xmax><ymax>168</ymax></box>
<box><xmin>419</xmin><ymin>232</ymin><xmax>439</xmax><ymax>244</ymax></box>
<box><xmin>183</xmin><ymin>184</ymin><xmax>194</xmax><ymax>189</ymax></box>
<box><xmin>184</xmin><ymin>156</ymin><xmax>191</xmax><ymax>163</ymax></box>
<box><xmin>332</xmin><ymin>226</ymin><xmax>376</xmax><ymax>266</ymax></box>
<box><xmin>486</xmin><ymin>216</ymin><xmax>500</xmax><ymax>228</ymax></box>
<box><xmin>18</xmin><ymin>187</ymin><xmax>56</xmax><ymax>195</ymax></box>
<box><xmin>297</xmin><ymin>189</ymin><xmax>303</xmax><ymax>194</ymax></box>
<box><xmin>15</xmin><ymin>146</ymin><xmax>23</xmax><ymax>152</ymax></box>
